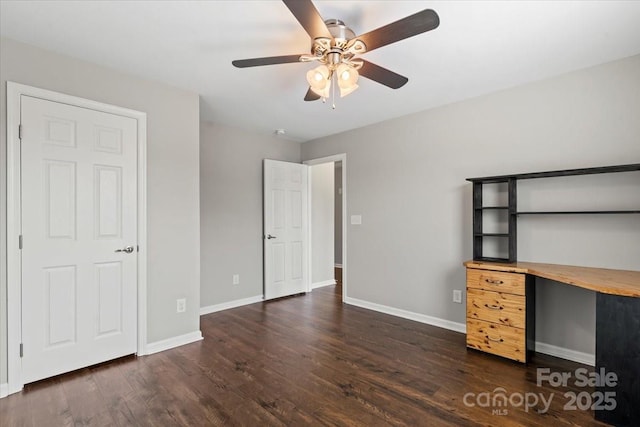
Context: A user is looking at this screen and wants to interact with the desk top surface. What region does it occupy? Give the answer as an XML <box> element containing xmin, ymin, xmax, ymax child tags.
<box><xmin>464</xmin><ymin>260</ymin><xmax>640</xmax><ymax>298</ymax></box>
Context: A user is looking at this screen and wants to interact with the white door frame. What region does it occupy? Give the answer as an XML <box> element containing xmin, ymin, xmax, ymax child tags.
<box><xmin>5</xmin><ymin>82</ymin><xmax>148</xmax><ymax>395</ymax></box>
<box><xmin>303</xmin><ymin>154</ymin><xmax>347</xmax><ymax>302</ymax></box>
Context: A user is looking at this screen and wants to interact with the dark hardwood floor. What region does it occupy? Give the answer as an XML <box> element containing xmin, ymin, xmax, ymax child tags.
<box><xmin>1</xmin><ymin>285</ymin><xmax>607</xmax><ymax>426</ymax></box>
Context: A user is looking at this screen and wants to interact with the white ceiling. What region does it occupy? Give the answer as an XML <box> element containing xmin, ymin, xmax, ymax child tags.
<box><xmin>2</xmin><ymin>1</ymin><xmax>640</xmax><ymax>142</ymax></box>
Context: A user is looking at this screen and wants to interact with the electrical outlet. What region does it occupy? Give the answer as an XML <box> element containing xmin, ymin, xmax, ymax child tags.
<box><xmin>453</xmin><ymin>290</ymin><xmax>462</xmax><ymax>304</ymax></box>
<box><xmin>233</xmin><ymin>274</ymin><xmax>240</xmax><ymax>285</ymax></box>
<box><xmin>176</xmin><ymin>298</ymin><xmax>186</xmax><ymax>313</ymax></box>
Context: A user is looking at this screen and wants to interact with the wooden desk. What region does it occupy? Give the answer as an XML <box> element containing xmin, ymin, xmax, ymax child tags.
<box><xmin>465</xmin><ymin>260</ymin><xmax>640</xmax><ymax>297</ymax></box>
<box><xmin>463</xmin><ymin>260</ymin><xmax>640</xmax><ymax>426</ymax></box>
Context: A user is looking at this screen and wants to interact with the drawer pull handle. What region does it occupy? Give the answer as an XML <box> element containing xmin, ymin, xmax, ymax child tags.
<box><xmin>487</xmin><ymin>335</ymin><xmax>504</xmax><ymax>343</ymax></box>
<box><xmin>485</xmin><ymin>279</ymin><xmax>504</xmax><ymax>285</ymax></box>
<box><xmin>484</xmin><ymin>304</ymin><xmax>503</xmax><ymax>310</ymax></box>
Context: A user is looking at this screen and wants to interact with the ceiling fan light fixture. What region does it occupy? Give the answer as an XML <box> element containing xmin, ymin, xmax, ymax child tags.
<box><xmin>337</xmin><ymin>63</ymin><xmax>359</xmax><ymax>97</ymax></box>
<box><xmin>306</xmin><ymin>65</ymin><xmax>331</xmax><ymax>97</ymax></box>
<box><xmin>339</xmin><ymin>83</ymin><xmax>358</xmax><ymax>98</ymax></box>
<box><xmin>315</xmin><ymin>81</ymin><xmax>331</xmax><ymax>99</ymax></box>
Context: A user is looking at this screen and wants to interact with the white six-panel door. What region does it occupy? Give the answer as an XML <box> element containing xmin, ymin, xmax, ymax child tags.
<box><xmin>20</xmin><ymin>95</ymin><xmax>138</xmax><ymax>383</ymax></box>
<box><xmin>263</xmin><ymin>160</ymin><xmax>308</xmax><ymax>300</ymax></box>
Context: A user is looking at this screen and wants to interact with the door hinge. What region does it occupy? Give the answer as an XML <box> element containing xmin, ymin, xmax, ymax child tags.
<box><xmin>20</xmin><ymin>343</ymin><xmax>23</xmax><ymax>358</ymax></box>
<box><xmin>19</xmin><ymin>235</ymin><xmax>23</xmax><ymax>250</ymax></box>
<box><xmin>18</xmin><ymin>124</ymin><xmax>23</xmax><ymax>140</ymax></box>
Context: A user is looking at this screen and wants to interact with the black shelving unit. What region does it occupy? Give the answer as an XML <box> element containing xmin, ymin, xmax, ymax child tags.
<box><xmin>467</xmin><ymin>163</ymin><xmax>640</xmax><ymax>262</ymax></box>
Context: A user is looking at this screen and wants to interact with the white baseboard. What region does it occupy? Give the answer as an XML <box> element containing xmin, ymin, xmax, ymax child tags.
<box><xmin>343</xmin><ymin>296</ymin><xmax>467</xmax><ymax>334</ymax></box>
<box><xmin>334</xmin><ymin>264</ymin><xmax>343</xmax><ymax>268</ymax></box>
<box><xmin>200</xmin><ymin>295</ymin><xmax>263</xmax><ymax>316</ymax></box>
<box><xmin>311</xmin><ymin>279</ymin><xmax>336</xmax><ymax>290</ymax></box>
<box><xmin>0</xmin><ymin>383</ymin><xmax>8</xmax><ymax>399</ymax></box>
<box><xmin>144</xmin><ymin>330</ymin><xmax>203</xmax><ymax>356</ymax></box>
<box><xmin>535</xmin><ymin>341</ymin><xmax>595</xmax><ymax>366</ymax></box>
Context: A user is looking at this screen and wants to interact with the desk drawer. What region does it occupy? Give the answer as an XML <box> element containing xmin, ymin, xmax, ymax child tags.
<box><xmin>467</xmin><ymin>268</ymin><xmax>525</xmax><ymax>295</ymax></box>
<box><xmin>467</xmin><ymin>288</ymin><xmax>525</xmax><ymax>328</ymax></box>
<box><xmin>466</xmin><ymin>319</ymin><xmax>526</xmax><ymax>362</ymax></box>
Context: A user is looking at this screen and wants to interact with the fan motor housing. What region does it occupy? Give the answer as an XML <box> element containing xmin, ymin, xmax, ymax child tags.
<box><xmin>311</xmin><ymin>19</ymin><xmax>358</xmax><ymax>57</ymax></box>
<box><xmin>325</xmin><ymin>19</ymin><xmax>355</xmax><ymax>41</ymax></box>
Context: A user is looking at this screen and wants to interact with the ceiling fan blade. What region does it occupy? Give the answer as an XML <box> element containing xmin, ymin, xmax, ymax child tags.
<box><xmin>353</xmin><ymin>9</ymin><xmax>439</xmax><ymax>53</ymax></box>
<box><xmin>358</xmin><ymin>59</ymin><xmax>409</xmax><ymax>89</ymax></box>
<box><xmin>359</xmin><ymin>60</ymin><xmax>408</xmax><ymax>89</ymax></box>
<box><xmin>232</xmin><ymin>54</ymin><xmax>303</xmax><ymax>68</ymax></box>
<box><xmin>304</xmin><ymin>87</ymin><xmax>321</xmax><ymax>101</ymax></box>
<box><xmin>282</xmin><ymin>0</ymin><xmax>332</xmax><ymax>39</ymax></box>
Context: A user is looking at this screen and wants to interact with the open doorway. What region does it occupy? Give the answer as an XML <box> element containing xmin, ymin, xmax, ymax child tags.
<box><xmin>334</xmin><ymin>162</ymin><xmax>343</xmax><ymax>290</ymax></box>
<box><xmin>304</xmin><ymin>154</ymin><xmax>347</xmax><ymax>301</ymax></box>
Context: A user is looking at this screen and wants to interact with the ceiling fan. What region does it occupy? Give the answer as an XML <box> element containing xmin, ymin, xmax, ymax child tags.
<box><xmin>232</xmin><ymin>0</ymin><xmax>439</xmax><ymax>105</ymax></box>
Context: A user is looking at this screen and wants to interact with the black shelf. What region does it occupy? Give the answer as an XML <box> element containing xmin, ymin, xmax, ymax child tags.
<box><xmin>467</xmin><ymin>163</ymin><xmax>639</xmax><ymax>262</ymax></box>
<box><xmin>518</xmin><ymin>210</ymin><xmax>640</xmax><ymax>215</ymax></box>
<box><xmin>467</xmin><ymin>163</ymin><xmax>640</xmax><ymax>183</ymax></box>
<box><xmin>474</xmin><ymin>256</ymin><xmax>511</xmax><ymax>263</ymax></box>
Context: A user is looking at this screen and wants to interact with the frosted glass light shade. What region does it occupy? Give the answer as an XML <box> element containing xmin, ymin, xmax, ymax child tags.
<box><xmin>306</xmin><ymin>65</ymin><xmax>331</xmax><ymax>98</ymax></box>
<box><xmin>337</xmin><ymin>63</ymin><xmax>359</xmax><ymax>97</ymax></box>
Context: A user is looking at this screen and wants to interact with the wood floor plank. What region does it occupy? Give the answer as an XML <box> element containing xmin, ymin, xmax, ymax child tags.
<box><xmin>1</xmin><ymin>284</ymin><xmax>608</xmax><ymax>426</ymax></box>
<box><xmin>58</xmin><ymin>369</ymin><xmax>116</xmax><ymax>426</ymax></box>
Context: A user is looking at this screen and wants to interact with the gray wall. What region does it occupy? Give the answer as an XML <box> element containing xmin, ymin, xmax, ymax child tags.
<box><xmin>199</xmin><ymin>122</ymin><xmax>300</xmax><ymax>308</ymax></box>
<box><xmin>310</xmin><ymin>163</ymin><xmax>334</xmax><ymax>285</ymax></box>
<box><xmin>301</xmin><ymin>55</ymin><xmax>640</xmax><ymax>357</ymax></box>
<box><xmin>1</xmin><ymin>38</ymin><xmax>201</xmax><ymax>384</ymax></box>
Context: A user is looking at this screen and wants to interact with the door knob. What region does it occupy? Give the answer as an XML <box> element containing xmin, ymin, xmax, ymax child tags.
<box><xmin>266</xmin><ymin>234</ymin><xmax>277</xmax><ymax>240</ymax></box>
<box><xmin>115</xmin><ymin>246</ymin><xmax>135</xmax><ymax>253</ymax></box>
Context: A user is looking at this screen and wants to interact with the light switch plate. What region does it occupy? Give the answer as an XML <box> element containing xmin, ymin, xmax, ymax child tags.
<box><xmin>351</xmin><ymin>215</ymin><xmax>362</xmax><ymax>225</ymax></box>
<box><xmin>453</xmin><ymin>290</ymin><xmax>462</xmax><ymax>304</ymax></box>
